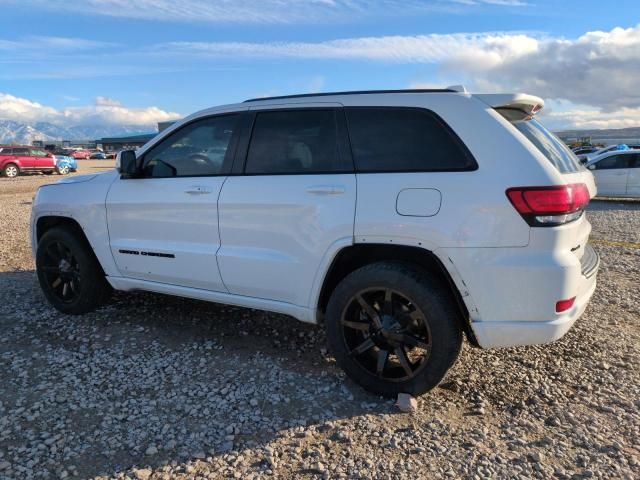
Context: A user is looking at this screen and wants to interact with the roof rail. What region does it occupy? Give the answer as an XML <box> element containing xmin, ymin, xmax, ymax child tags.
<box><xmin>243</xmin><ymin>88</ymin><xmax>455</xmax><ymax>103</ymax></box>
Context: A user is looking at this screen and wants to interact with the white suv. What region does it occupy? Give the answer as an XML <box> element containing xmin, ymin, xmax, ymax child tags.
<box><xmin>30</xmin><ymin>88</ymin><xmax>599</xmax><ymax>397</ymax></box>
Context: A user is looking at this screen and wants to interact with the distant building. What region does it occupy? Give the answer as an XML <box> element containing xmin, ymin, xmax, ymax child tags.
<box><xmin>99</xmin><ymin>133</ymin><xmax>157</xmax><ymax>153</ymax></box>
<box><xmin>32</xmin><ymin>139</ymin><xmax>96</xmax><ymax>149</ymax></box>
<box><xmin>158</xmin><ymin>120</ymin><xmax>177</xmax><ymax>132</ymax></box>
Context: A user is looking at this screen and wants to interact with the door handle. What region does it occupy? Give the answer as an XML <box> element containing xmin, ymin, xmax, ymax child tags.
<box><xmin>305</xmin><ymin>185</ymin><xmax>346</xmax><ymax>195</ymax></box>
<box><xmin>184</xmin><ymin>186</ymin><xmax>213</xmax><ymax>195</ymax></box>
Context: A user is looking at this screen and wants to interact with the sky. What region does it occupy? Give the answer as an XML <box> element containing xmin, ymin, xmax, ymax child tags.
<box><xmin>1</xmin><ymin>0</ymin><xmax>640</xmax><ymax>131</ymax></box>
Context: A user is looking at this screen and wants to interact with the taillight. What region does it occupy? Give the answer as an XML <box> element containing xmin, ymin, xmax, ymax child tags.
<box><xmin>506</xmin><ymin>183</ymin><xmax>590</xmax><ymax>226</ymax></box>
<box><xmin>556</xmin><ymin>297</ymin><xmax>576</xmax><ymax>313</ymax></box>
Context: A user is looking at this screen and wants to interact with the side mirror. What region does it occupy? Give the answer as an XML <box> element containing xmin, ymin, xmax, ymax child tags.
<box><xmin>588</xmin><ymin>165</ymin><xmax>595</xmax><ymax>170</ymax></box>
<box><xmin>117</xmin><ymin>150</ymin><xmax>142</xmax><ymax>177</ymax></box>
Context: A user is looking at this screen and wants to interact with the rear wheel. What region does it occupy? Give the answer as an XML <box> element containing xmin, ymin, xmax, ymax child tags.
<box><xmin>325</xmin><ymin>262</ymin><xmax>462</xmax><ymax>397</ymax></box>
<box><xmin>3</xmin><ymin>163</ymin><xmax>19</xmax><ymax>178</ymax></box>
<box><xmin>36</xmin><ymin>226</ymin><xmax>112</xmax><ymax>314</ymax></box>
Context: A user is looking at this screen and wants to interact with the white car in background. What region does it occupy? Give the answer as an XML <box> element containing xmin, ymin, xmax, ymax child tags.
<box><xmin>578</xmin><ymin>144</ymin><xmax>629</xmax><ymax>163</ymax></box>
<box><xmin>586</xmin><ymin>150</ymin><xmax>640</xmax><ymax>197</ymax></box>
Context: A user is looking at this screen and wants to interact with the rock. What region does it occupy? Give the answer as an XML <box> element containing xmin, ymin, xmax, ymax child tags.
<box><xmin>145</xmin><ymin>445</ymin><xmax>158</xmax><ymax>456</ymax></box>
<box><xmin>133</xmin><ymin>468</ymin><xmax>152</xmax><ymax>480</ymax></box>
<box><xmin>395</xmin><ymin>393</ymin><xmax>418</xmax><ymax>413</ymax></box>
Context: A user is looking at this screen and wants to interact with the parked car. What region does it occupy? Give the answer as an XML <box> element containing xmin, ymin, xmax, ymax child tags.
<box><xmin>1</xmin><ymin>146</ymin><xmax>57</xmax><ymax>177</ymax></box>
<box><xmin>53</xmin><ymin>155</ymin><xmax>78</xmax><ymax>175</ymax></box>
<box><xmin>70</xmin><ymin>149</ymin><xmax>91</xmax><ymax>160</ymax></box>
<box><xmin>30</xmin><ymin>88</ymin><xmax>599</xmax><ymax>397</ymax></box>
<box><xmin>578</xmin><ymin>143</ymin><xmax>629</xmax><ymax>163</ymax></box>
<box><xmin>572</xmin><ymin>146</ymin><xmax>598</xmax><ymax>156</ymax></box>
<box><xmin>90</xmin><ymin>150</ymin><xmax>106</xmax><ymax>159</ymax></box>
<box><xmin>585</xmin><ymin>150</ymin><xmax>640</xmax><ymax>197</ymax></box>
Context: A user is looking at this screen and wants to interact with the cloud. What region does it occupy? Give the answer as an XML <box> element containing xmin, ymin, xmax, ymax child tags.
<box><xmin>157</xmin><ymin>24</ymin><xmax>640</xmax><ymax>128</ymax></box>
<box><xmin>157</xmin><ymin>32</ymin><xmax>538</xmax><ymax>63</ymax></box>
<box><xmin>543</xmin><ymin>106</ymin><xmax>640</xmax><ymax>130</ymax></box>
<box><xmin>3</xmin><ymin>0</ymin><xmax>528</xmax><ymax>24</ymax></box>
<box><xmin>0</xmin><ymin>93</ymin><xmax>181</xmax><ymax>127</ymax></box>
<box><xmin>0</xmin><ymin>36</ymin><xmax>117</xmax><ymax>53</ymax></box>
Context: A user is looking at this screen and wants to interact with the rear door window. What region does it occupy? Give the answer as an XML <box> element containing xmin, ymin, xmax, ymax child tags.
<box><xmin>592</xmin><ymin>154</ymin><xmax>632</xmax><ymax>170</ymax></box>
<box><xmin>244</xmin><ymin>109</ymin><xmax>346</xmax><ymax>174</ymax></box>
<box><xmin>345</xmin><ymin>107</ymin><xmax>476</xmax><ymax>172</ymax></box>
<box><xmin>13</xmin><ymin>148</ymin><xmax>29</xmax><ymax>156</ymax></box>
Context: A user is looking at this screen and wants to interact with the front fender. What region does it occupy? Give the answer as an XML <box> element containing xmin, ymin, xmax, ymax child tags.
<box><xmin>31</xmin><ymin>170</ymin><xmax>119</xmax><ymax>276</ymax></box>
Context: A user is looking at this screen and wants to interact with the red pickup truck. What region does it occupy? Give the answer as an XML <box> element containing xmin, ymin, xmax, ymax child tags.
<box><xmin>0</xmin><ymin>146</ymin><xmax>57</xmax><ymax>178</ymax></box>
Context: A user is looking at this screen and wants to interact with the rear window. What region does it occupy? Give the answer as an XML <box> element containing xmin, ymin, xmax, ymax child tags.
<box><xmin>345</xmin><ymin>107</ymin><xmax>476</xmax><ymax>172</ymax></box>
<box><xmin>500</xmin><ymin>110</ymin><xmax>582</xmax><ymax>173</ymax></box>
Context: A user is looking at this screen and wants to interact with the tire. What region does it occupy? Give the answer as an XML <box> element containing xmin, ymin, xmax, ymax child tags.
<box><xmin>3</xmin><ymin>163</ymin><xmax>19</xmax><ymax>178</ymax></box>
<box><xmin>44</xmin><ymin>170</ymin><xmax>54</xmax><ymax>175</ymax></box>
<box><xmin>325</xmin><ymin>262</ymin><xmax>462</xmax><ymax>398</ymax></box>
<box><xmin>57</xmin><ymin>165</ymin><xmax>70</xmax><ymax>175</ymax></box>
<box><xmin>36</xmin><ymin>226</ymin><xmax>112</xmax><ymax>314</ymax></box>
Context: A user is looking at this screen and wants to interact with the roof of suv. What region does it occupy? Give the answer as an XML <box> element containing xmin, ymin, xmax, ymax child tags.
<box><xmin>243</xmin><ymin>88</ymin><xmax>455</xmax><ymax>103</ymax></box>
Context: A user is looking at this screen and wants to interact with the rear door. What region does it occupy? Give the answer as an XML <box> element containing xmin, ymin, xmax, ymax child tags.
<box><xmin>626</xmin><ymin>153</ymin><xmax>640</xmax><ymax>197</ymax></box>
<box><xmin>589</xmin><ymin>154</ymin><xmax>631</xmax><ymax>196</ymax></box>
<box><xmin>217</xmin><ymin>105</ymin><xmax>356</xmax><ymax>307</ymax></box>
<box><xmin>13</xmin><ymin>147</ymin><xmax>32</xmax><ymax>168</ymax></box>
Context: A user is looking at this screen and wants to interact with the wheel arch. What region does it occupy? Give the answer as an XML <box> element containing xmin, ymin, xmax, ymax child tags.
<box><xmin>35</xmin><ymin>216</ymin><xmax>107</xmax><ymax>275</ymax></box>
<box><xmin>315</xmin><ymin>243</ymin><xmax>480</xmax><ymax>347</ymax></box>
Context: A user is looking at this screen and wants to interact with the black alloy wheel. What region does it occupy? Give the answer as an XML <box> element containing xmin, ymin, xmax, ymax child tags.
<box><xmin>341</xmin><ymin>287</ymin><xmax>432</xmax><ymax>381</ymax></box>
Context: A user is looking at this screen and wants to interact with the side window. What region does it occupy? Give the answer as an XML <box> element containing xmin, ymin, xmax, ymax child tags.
<box><xmin>142</xmin><ymin>114</ymin><xmax>239</xmax><ymax>178</ymax></box>
<box><xmin>31</xmin><ymin>149</ymin><xmax>46</xmax><ymax>156</ymax></box>
<box><xmin>13</xmin><ymin>148</ymin><xmax>29</xmax><ymax>156</ymax></box>
<box><xmin>345</xmin><ymin>107</ymin><xmax>476</xmax><ymax>172</ymax></box>
<box><xmin>0</xmin><ymin>148</ymin><xmax>12</xmax><ymax>155</ymax></box>
<box><xmin>593</xmin><ymin>155</ymin><xmax>630</xmax><ymax>170</ymax></box>
<box><xmin>245</xmin><ymin>109</ymin><xmax>345</xmax><ymax>174</ymax></box>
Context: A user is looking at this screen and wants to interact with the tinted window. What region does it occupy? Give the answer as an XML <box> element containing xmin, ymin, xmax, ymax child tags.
<box><xmin>510</xmin><ymin>118</ymin><xmax>582</xmax><ymax>173</ymax></box>
<box><xmin>143</xmin><ymin>115</ymin><xmax>239</xmax><ymax>178</ymax></box>
<box><xmin>345</xmin><ymin>108</ymin><xmax>475</xmax><ymax>172</ymax></box>
<box><xmin>245</xmin><ymin>109</ymin><xmax>344</xmax><ymax>174</ymax></box>
<box><xmin>13</xmin><ymin>148</ymin><xmax>29</xmax><ymax>156</ymax></box>
<box><xmin>592</xmin><ymin>154</ymin><xmax>632</xmax><ymax>170</ymax></box>
<box><xmin>0</xmin><ymin>148</ymin><xmax>12</xmax><ymax>155</ymax></box>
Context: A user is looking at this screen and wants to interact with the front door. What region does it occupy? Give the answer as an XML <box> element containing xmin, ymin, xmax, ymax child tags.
<box><xmin>217</xmin><ymin>106</ymin><xmax>356</xmax><ymax>307</ymax></box>
<box><xmin>591</xmin><ymin>154</ymin><xmax>631</xmax><ymax>196</ymax></box>
<box><xmin>106</xmin><ymin>112</ymin><xmax>243</xmax><ymax>291</ymax></box>
<box><xmin>626</xmin><ymin>153</ymin><xmax>640</xmax><ymax>197</ymax></box>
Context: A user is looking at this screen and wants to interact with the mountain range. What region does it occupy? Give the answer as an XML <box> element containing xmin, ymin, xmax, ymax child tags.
<box><xmin>0</xmin><ymin>120</ymin><xmax>156</xmax><ymax>144</ymax></box>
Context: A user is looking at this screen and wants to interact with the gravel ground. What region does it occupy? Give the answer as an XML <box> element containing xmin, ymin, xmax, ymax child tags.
<box><xmin>0</xmin><ymin>162</ymin><xmax>638</xmax><ymax>479</ymax></box>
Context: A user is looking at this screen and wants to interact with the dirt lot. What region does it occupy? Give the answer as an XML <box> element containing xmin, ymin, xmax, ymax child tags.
<box><xmin>0</xmin><ymin>161</ymin><xmax>638</xmax><ymax>479</ymax></box>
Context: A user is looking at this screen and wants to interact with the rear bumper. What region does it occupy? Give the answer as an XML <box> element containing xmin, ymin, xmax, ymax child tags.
<box><xmin>470</xmin><ymin>267</ymin><xmax>597</xmax><ymax>348</ymax></box>
<box><xmin>441</xmin><ymin>243</ymin><xmax>599</xmax><ymax>349</ymax></box>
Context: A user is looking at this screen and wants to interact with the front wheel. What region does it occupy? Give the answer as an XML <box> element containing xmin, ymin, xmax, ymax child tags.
<box><xmin>36</xmin><ymin>226</ymin><xmax>112</xmax><ymax>314</ymax></box>
<box><xmin>325</xmin><ymin>262</ymin><xmax>462</xmax><ymax>398</ymax></box>
<box><xmin>57</xmin><ymin>165</ymin><xmax>70</xmax><ymax>175</ymax></box>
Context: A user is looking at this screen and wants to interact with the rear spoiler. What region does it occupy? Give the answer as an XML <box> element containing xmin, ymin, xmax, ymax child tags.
<box><xmin>474</xmin><ymin>93</ymin><xmax>544</xmax><ymax>115</ymax></box>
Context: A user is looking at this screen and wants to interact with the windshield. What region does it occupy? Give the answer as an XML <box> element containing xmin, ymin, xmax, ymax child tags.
<box><xmin>512</xmin><ymin>118</ymin><xmax>582</xmax><ymax>173</ymax></box>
